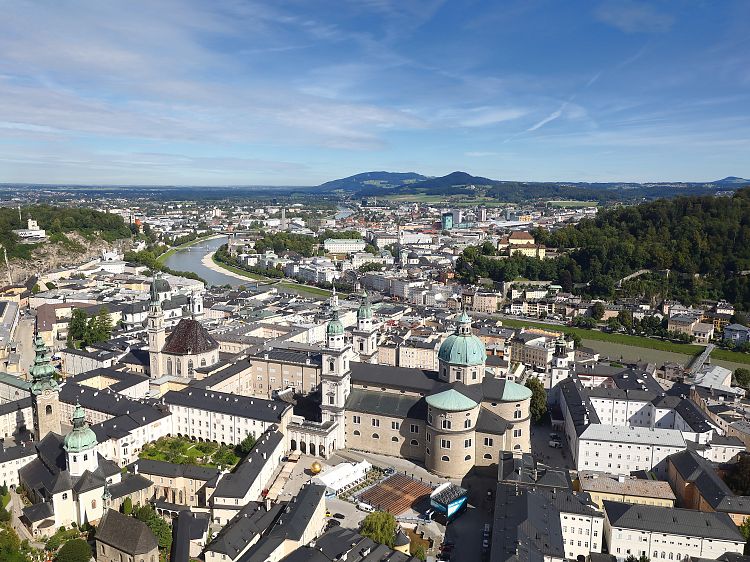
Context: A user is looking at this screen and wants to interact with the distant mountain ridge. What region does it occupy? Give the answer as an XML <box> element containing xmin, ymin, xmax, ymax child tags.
<box><xmin>316</xmin><ymin>170</ymin><xmax>750</xmax><ymax>203</ymax></box>
<box><xmin>316</xmin><ymin>171</ymin><xmax>427</xmax><ymax>192</ymax></box>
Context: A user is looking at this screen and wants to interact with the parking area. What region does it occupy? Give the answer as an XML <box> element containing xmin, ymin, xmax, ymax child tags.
<box><xmin>530</xmin><ymin>419</ymin><xmax>575</xmax><ymax>470</ymax></box>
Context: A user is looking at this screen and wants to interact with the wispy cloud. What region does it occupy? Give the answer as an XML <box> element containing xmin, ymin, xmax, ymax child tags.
<box><xmin>527</xmin><ymin>103</ymin><xmax>567</xmax><ymax>132</ymax></box>
<box><xmin>595</xmin><ymin>0</ymin><xmax>674</xmax><ymax>33</ymax></box>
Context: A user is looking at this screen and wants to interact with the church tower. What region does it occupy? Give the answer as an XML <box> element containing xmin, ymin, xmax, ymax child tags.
<box><xmin>321</xmin><ymin>309</ymin><xmax>352</xmax><ymax>451</ymax></box>
<box><xmin>353</xmin><ymin>291</ymin><xmax>378</xmax><ymax>363</ymax></box>
<box><xmin>189</xmin><ymin>290</ymin><xmax>204</xmax><ymax>320</ymax></box>
<box><xmin>64</xmin><ymin>402</ymin><xmax>99</xmax><ymax>477</ymax></box>
<box><xmin>30</xmin><ymin>335</ymin><xmax>61</xmax><ymax>439</ymax></box>
<box><xmin>148</xmin><ymin>275</ymin><xmax>166</xmax><ymax>378</ymax></box>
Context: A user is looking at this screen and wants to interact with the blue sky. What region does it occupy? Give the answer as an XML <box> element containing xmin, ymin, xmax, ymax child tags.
<box><xmin>0</xmin><ymin>0</ymin><xmax>748</xmax><ymax>185</ymax></box>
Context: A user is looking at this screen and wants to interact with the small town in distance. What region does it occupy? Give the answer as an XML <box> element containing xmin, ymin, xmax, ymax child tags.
<box><xmin>2</xmin><ymin>2</ymin><xmax>750</xmax><ymax>562</ymax></box>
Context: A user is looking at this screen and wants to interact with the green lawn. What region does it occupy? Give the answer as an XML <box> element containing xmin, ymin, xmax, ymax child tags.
<box><xmin>278</xmin><ymin>282</ymin><xmax>332</xmax><ymax>297</ymax></box>
<box><xmin>211</xmin><ymin>254</ymin><xmax>269</xmax><ymax>280</ymax></box>
<box><xmin>157</xmin><ymin>234</ymin><xmax>219</xmax><ymax>264</ymax></box>
<box><xmin>212</xmin><ymin>254</ymin><xmax>332</xmax><ymax>297</ymax></box>
<box><xmin>139</xmin><ymin>436</ymin><xmax>239</xmax><ymax>468</ymax></box>
<box><xmin>498</xmin><ymin>317</ymin><xmax>750</xmax><ymax>365</ymax></box>
<box><xmin>1</xmin><ymin>492</ymin><xmax>9</xmax><ymax>508</ymax></box>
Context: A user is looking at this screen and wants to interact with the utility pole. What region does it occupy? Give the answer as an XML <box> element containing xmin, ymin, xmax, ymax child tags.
<box><xmin>0</xmin><ymin>244</ymin><xmax>12</xmax><ymax>285</ymax></box>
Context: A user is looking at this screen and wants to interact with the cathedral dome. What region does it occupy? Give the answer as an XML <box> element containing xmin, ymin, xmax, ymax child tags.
<box><xmin>63</xmin><ymin>403</ymin><xmax>98</xmax><ymax>453</ymax></box>
<box><xmin>162</xmin><ymin>318</ymin><xmax>218</xmax><ymax>355</ymax></box>
<box><xmin>437</xmin><ymin>311</ymin><xmax>486</xmax><ymax>366</ymax></box>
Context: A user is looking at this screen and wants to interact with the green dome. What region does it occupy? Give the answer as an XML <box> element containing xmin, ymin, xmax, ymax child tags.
<box><xmin>438</xmin><ymin>311</ymin><xmax>486</xmax><ymax>366</ymax></box>
<box><xmin>63</xmin><ymin>403</ymin><xmax>98</xmax><ymax>453</ymax></box>
<box><xmin>326</xmin><ymin>309</ymin><xmax>344</xmax><ymax>336</ymax></box>
<box><xmin>500</xmin><ymin>380</ymin><xmax>532</xmax><ymax>402</ymax></box>
<box><xmin>357</xmin><ymin>291</ymin><xmax>373</xmax><ymax>320</ymax></box>
<box><xmin>426</xmin><ymin>388</ymin><xmax>478</xmax><ymax>412</ymax></box>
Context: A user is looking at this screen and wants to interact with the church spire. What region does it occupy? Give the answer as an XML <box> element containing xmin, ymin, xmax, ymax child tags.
<box><xmin>30</xmin><ymin>335</ymin><xmax>58</xmax><ymax>395</ymax></box>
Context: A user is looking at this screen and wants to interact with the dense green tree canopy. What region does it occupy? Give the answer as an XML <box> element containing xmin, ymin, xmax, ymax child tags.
<box><xmin>359</xmin><ymin>511</ymin><xmax>397</xmax><ymax>548</ymax></box>
<box><xmin>55</xmin><ymin>538</ymin><xmax>92</xmax><ymax>562</ymax></box>
<box><xmin>458</xmin><ymin>188</ymin><xmax>750</xmax><ymax>310</ymax></box>
<box><xmin>525</xmin><ymin>378</ymin><xmax>547</xmax><ymax>423</ymax></box>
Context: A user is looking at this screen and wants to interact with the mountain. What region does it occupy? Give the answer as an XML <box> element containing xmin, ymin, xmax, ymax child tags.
<box><xmin>714</xmin><ymin>176</ymin><xmax>750</xmax><ymax>186</ymax></box>
<box><xmin>407</xmin><ymin>171</ymin><xmax>499</xmax><ymax>190</ymax></box>
<box><xmin>316</xmin><ymin>171</ymin><xmax>427</xmax><ymax>192</ymax></box>
<box><xmin>316</xmin><ymin>170</ymin><xmax>750</xmax><ymax>203</ymax></box>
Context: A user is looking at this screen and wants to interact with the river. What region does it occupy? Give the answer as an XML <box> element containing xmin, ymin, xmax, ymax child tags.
<box><xmin>334</xmin><ymin>206</ymin><xmax>354</xmax><ymax>220</ymax></box>
<box><xmin>163</xmin><ymin>236</ymin><xmax>245</xmax><ymax>287</ymax></box>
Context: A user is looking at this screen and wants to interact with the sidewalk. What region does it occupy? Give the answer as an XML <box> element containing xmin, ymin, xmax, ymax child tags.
<box><xmin>9</xmin><ymin>490</ymin><xmax>45</xmax><ymax>549</ymax></box>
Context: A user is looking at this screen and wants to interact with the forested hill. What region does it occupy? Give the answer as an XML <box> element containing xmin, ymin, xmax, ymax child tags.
<box><xmin>457</xmin><ymin>188</ymin><xmax>750</xmax><ymax>310</ymax></box>
<box><xmin>0</xmin><ymin>205</ymin><xmax>132</xmax><ymax>260</ymax></box>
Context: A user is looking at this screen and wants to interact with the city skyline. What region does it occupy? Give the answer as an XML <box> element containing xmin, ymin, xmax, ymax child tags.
<box><xmin>1</xmin><ymin>0</ymin><xmax>749</xmax><ymax>185</ymax></box>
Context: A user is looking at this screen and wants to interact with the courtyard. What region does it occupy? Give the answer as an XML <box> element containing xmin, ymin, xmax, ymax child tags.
<box><xmin>139</xmin><ymin>435</ymin><xmax>240</xmax><ymax>468</ymax></box>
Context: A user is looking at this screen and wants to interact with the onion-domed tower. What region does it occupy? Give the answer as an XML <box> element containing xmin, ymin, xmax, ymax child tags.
<box><xmin>437</xmin><ymin>311</ymin><xmax>486</xmax><ymax>385</ymax></box>
<box><xmin>64</xmin><ymin>402</ymin><xmax>99</xmax><ymax>477</ymax></box>
<box><xmin>30</xmin><ymin>335</ymin><xmax>61</xmax><ymax>439</ymax></box>
<box><xmin>353</xmin><ymin>291</ymin><xmax>378</xmax><ymax>362</ymax></box>
<box><xmin>321</xmin><ymin>309</ymin><xmax>352</xmax><ymax>454</ymax></box>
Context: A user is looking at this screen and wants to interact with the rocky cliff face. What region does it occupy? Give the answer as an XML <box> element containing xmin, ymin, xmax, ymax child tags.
<box><xmin>0</xmin><ymin>233</ymin><xmax>131</xmax><ymax>285</ymax></box>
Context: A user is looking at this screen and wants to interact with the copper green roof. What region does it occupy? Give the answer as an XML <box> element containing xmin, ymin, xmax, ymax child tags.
<box><xmin>63</xmin><ymin>402</ymin><xmax>98</xmax><ymax>453</ymax></box>
<box><xmin>501</xmin><ymin>380</ymin><xmax>532</xmax><ymax>402</ymax></box>
<box><xmin>357</xmin><ymin>291</ymin><xmax>373</xmax><ymax>320</ymax></box>
<box><xmin>30</xmin><ymin>336</ymin><xmax>59</xmax><ymax>395</ymax></box>
<box><xmin>426</xmin><ymin>388</ymin><xmax>478</xmax><ymax>412</ymax></box>
<box><xmin>327</xmin><ymin>309</ymin><xmax>344</xmax><ymax>336</ymax></box>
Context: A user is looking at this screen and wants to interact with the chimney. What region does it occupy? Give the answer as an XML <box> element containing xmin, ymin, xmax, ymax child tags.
<box><xmin>265</xmin><ymin>498</ymin><xmax>272</xmax><ymax>512</ymax></box>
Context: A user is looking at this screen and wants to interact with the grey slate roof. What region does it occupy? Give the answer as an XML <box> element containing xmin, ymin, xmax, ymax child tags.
<box><xmin>345</xmin><ymin>388</ymin><xmax>426</xmax><ymax>420</ymax></box>
<box><xmin>97</xmin><ymin>508</ymin><xmax>159</xmax><ymax>555</ymax></box>
<box><xmin>350</xmin><ymin>362</ymin><xmax>440</xmax><ymax>394</ymax></box>
<box><xmin>22</xmin><ymin>501</ymin><xmax>54</xmax><ymax>523</ymax></box>
<box><xmin>603</xmin><ymin>500</ymin><xmax>744</xmax><ymax>541</ymax></box>
<box><xmin>238</xmin><ymin>484</ymin><xmax>326</xmax><ymax>562</ymax></box>
<box><xmin>132</xmin><ymin>458</ymin><xmax>219</xmax><ymax>481</ymax></box>
<box><xmin>171</xmin><ymin>511</ymin><xmax>210</xmax><ymax>562</ymax></box>
<box><xmin>213</xmin><ymin>428</ymin><xmax>284</xmax><ymax>500</ymax></box>
<box><xmin>163</xmin><ymin>388</ymin><xmax>289</xmax><ymax>423</ymax></box>
<box><xmin>205</xmin><ymin>501</ymin><xmax>285</xmax><ymax>557</ymax></box>
<box><xmin>668</xmin><ymin>449</ymin><xmax>750</xmax><ymax>514</ymax></box>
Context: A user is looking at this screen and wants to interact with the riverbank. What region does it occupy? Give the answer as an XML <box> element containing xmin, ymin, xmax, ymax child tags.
<box><xmin>201</xmin><ymin>251</ymin><xmax>262</xmax><ymax>282</ymax></box>
<box><xmin>157</xmin><ymin>234</ymin><xmax>223</xmax><ymax>264</ymax></box>
<box><xmin>204</xmin><ymin>251</ymin><xmax>332</xmax><ymax>298</ymax></box>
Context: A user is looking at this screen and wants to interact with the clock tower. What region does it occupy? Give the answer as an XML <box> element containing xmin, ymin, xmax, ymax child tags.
<box><xmin>30</xmin><ymin>335</ymin><xmax>61</xmax><ymax>439</ymax></box>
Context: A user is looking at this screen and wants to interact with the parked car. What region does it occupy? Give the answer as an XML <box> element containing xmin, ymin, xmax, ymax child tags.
<box><xmin>549</xmin><ymin>440</ymin><xmax>562</xmax><ymax>448</ymax></box>
<box><xmin>333</xmin><ymin>513</ymin><xmax>345</xmax><ymax>520</ymax></box>
<box><xmin>549</xmin><ymin>432</ymin><xmax>560</xmax><ymax>441</ymax></box>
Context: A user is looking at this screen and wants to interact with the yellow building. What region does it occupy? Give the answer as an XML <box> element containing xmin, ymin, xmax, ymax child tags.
<box><xmin>578</xmin><ymin>471</ymin><xmax>676</xmax><ymax>509</ymax></box>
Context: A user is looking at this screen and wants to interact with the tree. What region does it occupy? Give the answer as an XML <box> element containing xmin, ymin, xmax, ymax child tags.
<box><xmin>625</xmin><ymin>555</ymin><xmax>650</xmax><ymax>562</ymax></box>
<box><xmin>360</xmin><ymin>511</ymin><xmax>397</xmax><ymax>548</ymax></box>
<box><xmin>236</xmin><ymin>433</ymin><xmax>257</xmax><ymax>456</ymax></box>
<box><xmin>55</xmin><ymin>538</ymin><xmax>91</xmax><ymax>562</ymax></box>
<box><xmin>590</xmin><ymin>302</ymin><xmax>605</xmax><ymax>321</ymax></box>
<box><xmin>134</xmin><ymin>504</ymin><xmax>172</xmax><ymax>551</ymax></box>
<box><xmin>735</xmin><ymin>368</ymin><xmax>750</xmax><ymax>390</ymax></box>
<box><xmin>525</xmin><ymin>377</ymin><xmax>547</xmax><ymax>423</ymax></box>
<box><xmin>121</xmin><ymin>496</ymin><xmax>132</xmax><ymax>515</ymax></box>
<box><xmin>412</xmin><ymin>544</ymin><xmax>426</xmax><ymax>560</ymax></box>
<box><xmin>67</xmin><ymin>308</ymin><xmax>88</xmax><ymax>348</ymax></box>
<box><xmin>617</xmin><ymin>310</ymin><xmax>634</xmax><ymax>331</ymax></box>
